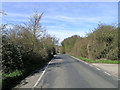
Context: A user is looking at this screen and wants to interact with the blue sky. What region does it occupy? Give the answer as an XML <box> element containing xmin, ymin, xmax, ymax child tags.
<box><xmin>2</xmin><ymin>2</ymin><xmax>118</xmax><ymax>43</ymax></box>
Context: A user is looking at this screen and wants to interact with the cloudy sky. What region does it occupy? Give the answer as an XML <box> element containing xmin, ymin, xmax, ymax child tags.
<box><xmin>2</xmin><ymin>2</ymin><xmax>118</xmax><ymax>43</ymax></box>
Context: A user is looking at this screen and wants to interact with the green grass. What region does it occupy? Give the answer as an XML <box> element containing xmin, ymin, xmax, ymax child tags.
<box><xmin>2</xmin><ymin>70</ymin><xmax>24</xmax><ymax>89</ymax></box>
<box><xmin>71</xmin><ymin>55</ymin><xmax>119</xmax><ymax>64</ymax></box>
<box><xmin>3</xmin><ymin>70</ymin><xmax>23</xmax><ymax>78</ymax></box>
<box><xmin>2</xmin><ymin>62</ymin><xmax>49</xmax><ymax>89</ymax></box>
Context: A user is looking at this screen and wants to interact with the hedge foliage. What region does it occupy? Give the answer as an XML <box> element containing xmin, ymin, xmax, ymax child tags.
<box><xmin>2</xmin><ymin>12</ymin><xmax>58</xmax><ymax>75</ymax></box>
<box><xmin>61</xmin><ymin>24</ymin><xmax>118</xmax><ymax>60</ymax></box>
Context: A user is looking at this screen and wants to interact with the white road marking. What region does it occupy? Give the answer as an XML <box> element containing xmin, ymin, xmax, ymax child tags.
<box><xmin>85</xmin><ymin>62</ymin><xmax>88</xmax><ymax>64</ymax></box>
<box><xmin>70</xmin><ymin>55</ymin><xmax>113</xmax><ymax>78</ymax></box>
<box><xmin>96</xmin><ymin>67</ymin><xmax>101</xmax><ymax>70</ymax></box>
<box><xmin>71</xmin><ymin>55</ymin><xmax>94</xmax><ymax>65</ymax></box>
<box><xmin>54</xmin><ymin>55</ymin><xmax>56</xmax><ymax>57</ymax></box>
<box><xmin>89</xmin><ymin>64</ymin><xmax>93</xmax><ymax>67</ymax></box>
<box><xmin>80</xmin><ymin>60</ymin><xmax>84</xmax><ymax>62</ymax></box>
<box><xmin>104</xmin><ymin>72</ymin><xmax>111</xmax><ymax>76</ymax></box>
<box><xmin>32</xmin><ymin>60</ymin><xmax>52</xmax><ymax>89</ymax></box>
<box><xmin>71</xmin><ymin>56</ymin><xmax>78</xmax><ymax>60</ymax></box>
<box><xmin>70</xmin><ymin>56</ymin><xmax>85</xmax><ymax>63</ymax></box>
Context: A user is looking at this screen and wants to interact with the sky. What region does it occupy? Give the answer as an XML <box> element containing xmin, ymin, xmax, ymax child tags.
<box><xmin>1</xmin><ymin>0</ymin><xmax>119</xmax><ymax>2</ymax></box>
<box><xmin>2</xmin><ymin>2</ymin><xmax>118</xmax><ymax>43</ymax></box>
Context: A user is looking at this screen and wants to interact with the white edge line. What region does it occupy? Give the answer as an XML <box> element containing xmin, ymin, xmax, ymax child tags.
<box><xmin>32</xmin><ymin>60</ymin><xmax>52</xmax><ymax>89</ymax></box>
<box><xmin>104</xmin><ymin>72</ymin><xmax>111</xmax><ymax>76</ymax></box>
<box><xmin>71</xmin><ymin>56</ymin><xmax>90</xmax><ymax>64</ymax></box>
<box><xmin>70</xmin><ymin>55</ymin><xmax>85</xmax><ymax>63</ymax></box>
<box><xmin>70</xmin><ymin>55</ymin><xmax>113</xmax><ymax>77</ymax></box>
<box><xmin>96</xmin><ymin>67</ymin><xmax>101</xmax><ymax>70</ymax></box>
<box><xmin>85</xmin><ymin>62</ymin><xmax>88</xmax><ymax>64</ymax></box>
<box><xmin>89</xmin><ymin>64</ymin><xmax>93</xmax><ymax>67</ymax></box>
<box><xmin>70</xmin><ymin>55</ymin><xmax>98</xmax><ymax>68</ymax></box>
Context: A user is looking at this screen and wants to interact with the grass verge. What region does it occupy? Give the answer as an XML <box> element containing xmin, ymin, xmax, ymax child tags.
<box><xmin>71</xmin><ymin>55</ymin><xmax>119</xmax><ymax>64</ymax></box>
<box><xmin>2</xmin><ymin>61</ymin><xmax>50</xmax><ymax>90</ymax></box>
<box><xmin>3</xmin><ymin>70</ymin><xmax>23</xmax><ymax>78</ymax></box>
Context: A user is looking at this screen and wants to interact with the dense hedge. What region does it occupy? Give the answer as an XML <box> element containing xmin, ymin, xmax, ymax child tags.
<box><xmin>61</xmin><ymin>24</ymin><xmax>118</xmax><ymax>60</ymax></box>
<box><xmin>2</xmin><ymin>12</ymin><xmax>58</xmax><ymax>89</ymax></box>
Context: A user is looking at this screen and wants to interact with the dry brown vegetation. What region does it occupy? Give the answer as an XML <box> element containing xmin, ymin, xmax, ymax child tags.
<box><xmin>61</xmin><ymin>24</ymin><xmax>118</xmax><ymax>61</ymax></box>
<box><xmin>1</xmin><ymin>11</ymin><xmax>58</xmax><ymax>89</ymax></box>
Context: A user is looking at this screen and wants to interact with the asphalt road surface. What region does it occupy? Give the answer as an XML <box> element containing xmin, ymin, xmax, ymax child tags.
<box><xmin>34</xmin><ymin>54</ymin><xmax>118</xmax><ymax>88</ymax></box>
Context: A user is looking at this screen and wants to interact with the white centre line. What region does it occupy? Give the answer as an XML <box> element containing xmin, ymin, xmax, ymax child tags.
<box><xmin>104</xmin><ymin>72</ymin><xmax>111</xmax><ymax>76</ymax></box>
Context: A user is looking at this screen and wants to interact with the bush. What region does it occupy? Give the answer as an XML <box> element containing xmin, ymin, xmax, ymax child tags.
<box><xmin>2</xmin><ymin>36</ymin><xmax>23</xmax><ymax>73</ymax></box>
<box><xmin>61</xmin><ymin>24</ymin><xmax>118</xmax><ymax>61</ymax></box>
<box><xmin>2</xmin><ymin>11</ymin><xmax>58</xmax><ymax>89</ymax></box>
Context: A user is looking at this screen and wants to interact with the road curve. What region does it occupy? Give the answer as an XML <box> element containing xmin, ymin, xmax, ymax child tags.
<box><xmin>35</xmin><ymin>54</ymin><xmax>118</xmax><ymax>88</ymax></box>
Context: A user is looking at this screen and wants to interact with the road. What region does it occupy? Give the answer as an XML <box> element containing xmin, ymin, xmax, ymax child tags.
<box><xmin>34</xmin><ymin>54</ymin><xmax>118</xmax><ymax>88</ymax></box>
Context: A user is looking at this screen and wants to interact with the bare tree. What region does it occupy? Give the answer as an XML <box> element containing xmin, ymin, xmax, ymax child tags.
<box><xmin>28</xmin><ymin>11</ymin><xmax>44</xmax><ymax>51</ymax></box>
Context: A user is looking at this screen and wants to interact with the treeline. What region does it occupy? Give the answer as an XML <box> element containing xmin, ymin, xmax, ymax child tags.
<box><xmin>2</xmin><ymin>12</ymin><xmax>58</xmax><ymax>88</ymax></box>
<box><xmin>61</xmin><ymin>24</ymin><xmax>118</xmax><ymax>60</ymax></box>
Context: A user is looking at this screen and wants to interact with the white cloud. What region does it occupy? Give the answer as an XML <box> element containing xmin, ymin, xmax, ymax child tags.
<box><xmin>44</xmin><ymin>15</ymin><xmax>116</xmax><ymax>25</ymax></box>
<box><xmin>42</xmin><ymin>14</ymin><xmax>117</xmax><ymax>44</ymax></box>
<box><xmin>7</xmin><ymin>13</ymin><xmax>29</xmax><ymax>18</ymax></box>
<box><xmin>5</xmin><ymin>13</ymin><xmax>116</xmax><ymax>25</ymax></box>
<box><xmin>47</xmin><ymin>29</ymin><xmax>87</xmax><ymax>43</ymax></box>
<box><xmin>6</xmin><ymin>25</ymin><xmax>13</xmax><ymax>29</ymax></box>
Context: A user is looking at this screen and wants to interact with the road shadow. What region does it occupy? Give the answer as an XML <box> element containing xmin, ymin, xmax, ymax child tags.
<box><xmin>48</xmin><ymin>60</ymin><xmax>79</xmax><ymax>68</ymax></box>
<box><xmin>53</xmin><ymin>56</ymin><xmax>62</xmax><ymax>59</ymax></box>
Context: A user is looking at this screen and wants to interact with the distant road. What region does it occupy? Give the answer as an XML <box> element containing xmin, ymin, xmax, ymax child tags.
<box><xmin>34</xmin><ymin>54</ymin><xmax>118</xmax><ymax>88</ymax></box>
